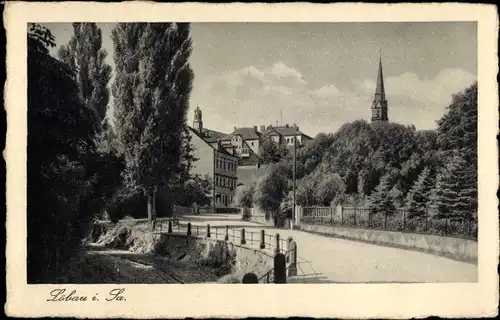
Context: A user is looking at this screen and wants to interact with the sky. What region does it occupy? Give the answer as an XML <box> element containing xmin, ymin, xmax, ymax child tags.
<box><xmin>43</xmin><ymin>22</ymin><xmax>477</xmax><ymax>137</ymax></box>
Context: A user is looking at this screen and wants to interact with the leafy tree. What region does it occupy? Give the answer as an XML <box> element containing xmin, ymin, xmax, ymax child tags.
<box><xmin>174</xmin><ymin>174</ymin><xmax>212</xmax><ymax>206</ymax></box>
<box><xmin>27</xmin><ymin>23</ymin><xmax>56</xmax><ymax>54</ymax></box>
<box><xmin>259</xmin><ymin>136</ymin><xmax>289</xmax><ymax>164</ymax></box>
<box><xmin>234</xmin><ymin>180</ymin><xmax>255</xmax><ymax>208</ymax></box>
<box><xmin>314</xmin><ymin>172</ymin><xmax>346</xmax><ymax>206</ymax></box>
<box><xmin>27</xmin><ymin>24</ymin><xmax>104</xmax><ymax>282</ymax></box>
<box><xmin>111</xmin><ymin>23</ymin><xmax>194</xmax><ymax>230</ymax></box>
<box><xmin>429</xmin><ymin>154</ymin><xmax>476</xmax><ymax>218</ymax></box>
<box><xmin>295</xmin><ymin>176</ymin><xmax>316</xmax><ymax>206</ymax></box>
<box><xmin>58</xmin><ymin>23</ymin><xmax>112</xmax><ymax>129</ymax></box>
<box><xmin>252</xmin><ymin>164</ymin><xmax>288</xmax><ymax>223</ymax></box>
<box><xmin>405</xmin><ymin>167</ymin><xmax>434</xmax><ymax>218</ymax></box>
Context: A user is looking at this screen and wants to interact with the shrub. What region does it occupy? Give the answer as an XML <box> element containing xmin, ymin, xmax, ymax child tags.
<box><xmin>234</xmin><ymin>182</ymin><xmax>255</xmax><ymax>208</ymax></box>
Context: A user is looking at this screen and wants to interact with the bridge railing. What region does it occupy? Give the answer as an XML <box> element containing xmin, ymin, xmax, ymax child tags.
<box><xmin>155</xmin><ymin>220</ymin><xmax>289</xmax><ymax>255</ymax></box>
<box><xmin>155</xmin><ymin>220</ymin><xmax>298</xmax><ymax>283</ymax></box>
<box><xmin>301</xmin><ymin>206</ymin><xmax>477</xmax><ymax>240</ymax></box>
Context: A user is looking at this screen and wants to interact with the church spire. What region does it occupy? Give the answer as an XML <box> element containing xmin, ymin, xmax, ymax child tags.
<box><xmin>371</xmin><ymin>51</ymin><xmax>389</xmax><ymax>122</ymax></box>
<box><xmin>375</xmin><ymin>50</ymin><xmax>385</xmax><ymax>97</ymax></box>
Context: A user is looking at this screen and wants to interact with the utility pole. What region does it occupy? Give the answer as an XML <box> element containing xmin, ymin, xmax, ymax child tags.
<box><xmin>292</xmin><ymin>136</ymin><xmax>297</xmax><ymax>229</ymax></box>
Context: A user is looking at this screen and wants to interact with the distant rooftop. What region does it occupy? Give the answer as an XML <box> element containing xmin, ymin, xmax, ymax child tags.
<box><xmin>228</xmin><ymin>127</ymin><xmax>261</xmax><ymax>140</ymax></box>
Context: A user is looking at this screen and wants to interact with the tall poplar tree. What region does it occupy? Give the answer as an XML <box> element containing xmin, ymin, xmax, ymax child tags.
<box><xmin>58</xmin><ymin>23</ymin><xmax>123</xmax><ymax>218</ymax></box>
<box><xmin>111</xmin><ymin>23</ymin><xmax>194</xmax><ymax>230</ymax></box>
<box><xmin>58</xmin><ymin>23</ymin><xmax>112</xmax><ymax>129</ymax></box>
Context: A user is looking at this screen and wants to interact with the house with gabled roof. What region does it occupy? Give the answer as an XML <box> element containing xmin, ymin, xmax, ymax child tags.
<box><xmin>189</xmin><ymin>106</ymin><xmax>312</xmax><ymax>188</ymax></box>
<box><xmin>189</xmin><ymin>106</ymin><xmax>238</xmax><ymax>209</ymax></box>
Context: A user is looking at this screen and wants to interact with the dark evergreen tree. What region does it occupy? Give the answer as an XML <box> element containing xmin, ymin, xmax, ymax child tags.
<box><xmin>429</xmin><ymin>154</ymin><xmax>476</xmax><ymax>218</ymax></box>
<box><xmin>369</xmin><ymin>174</ymin><xmax>395</xmax><ymax>214</ymax></box>
<box><xmin>405</xmin><ymin>167</ymin><xmax>434</xmax><ymax>218</ymax></box>
<box><xmin>437</xmin><ymin>82</ymin><xmax>478</xmax><ymax>165</ymax></box>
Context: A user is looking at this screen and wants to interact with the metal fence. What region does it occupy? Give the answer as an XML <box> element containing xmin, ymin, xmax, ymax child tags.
<box><xmin>301</xmin><ymin>206</ymin><xmax>478</xmax><ymax>240</ymax></box>
<box><xmin>155</xmin><ymin>220</ymin><xmax>289</xmax><ymax>255</ymax></box>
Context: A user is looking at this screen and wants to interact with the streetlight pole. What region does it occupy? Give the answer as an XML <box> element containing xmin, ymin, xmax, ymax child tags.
<box><xmin>292</xmin><ymin>137</ymin><xmax>297</xmax><ymax>229</ymax></box>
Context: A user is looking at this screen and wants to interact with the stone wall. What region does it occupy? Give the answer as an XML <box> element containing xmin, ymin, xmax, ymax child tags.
<box><xmin>298</xmin><ymin>223</ymin><xmax>477</xmax><ymax>264</ymax></box>
<box><xmin>156</xmin><ymin>233</ymin><xmax>274</xmax><ymax>283</ymax></box>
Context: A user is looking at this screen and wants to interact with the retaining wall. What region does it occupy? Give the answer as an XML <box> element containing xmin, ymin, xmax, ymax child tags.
<box><xmin>298</xmin><ymin>223</ymin><xmax>477</xmax><ymax>264</ymax></box>
<box><xmin>156</xmin><ymin>234</ymin><xmax>274</xmax><ymax>283</ymax></box>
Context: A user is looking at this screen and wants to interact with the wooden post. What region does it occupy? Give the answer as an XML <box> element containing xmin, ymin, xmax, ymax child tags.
<box><xmin>286</xmin><ymin>237</ymin><xmax>292</xmax><ymax>263</ymax></box>
<box><xmin>275</xmin><ymin>233</ymin><xmax>280</xmax><ymax>254</ymax></box>
<box><xmin>340</xmin><ymin>207</ymin><xmax>344</xmax><ymax>226</ymax></box>
<box><xmin>353</xmin><ymin>207</ymin><xmax>357</xmax><ymax>227</ymax></box>
<box><xmin>288</xmin><ymin>241</ymin><xmax>297</xmax><ymax>277</ymax></box>
<box><xmin>168</xmin><ymin>220</ymin><xmax>173</xmax><ymax>234</ymax></box>
<box><xmin>468</xmin><ymin>213</ymin><xmax>472</xmax><ymax>238</ymax></box>
<box><xmin>402</xmin><ymin>210</ymin><xmax>406</xmax><ymax>231</ymax></box>
<box><xmin>187</xmin><ymin>222</ymin><xmax>192</xmax><ymax>236</ymax></box>
<box><xmin>207</xmin><ymin>224</ymin><xmax>211</xmax><ymax>238</ymax></box>
<box><xmin>274</xmin><ymin>253</ymin><xmax>287</xmax><ymax>284</ymax></box>
<box><xmin>225</xmin><ymin>225</ymin><xmax>229</xmax><ymax>241</ymax></box>
<box><xmin>330</xmin><ymin>206</ymin><xmax>334</xmax><ymax>226</ymax></box>
<box><xmin>292</xmin><ymin>136</ymin><xmax>297</xmax><ymax>229</ymax></box>
<box><xmin>260</xmin><ymin>230</ymin><xmax>265</xmax><ymax>249</ymax></box>
<box><xmin>241</xmin><ymin>229</ymin><xmax>246</xmax><ymax>245</ymax></box>
<box><xmin>196</xmin><ymin>225</ymin><xmax>199</xmax><ymax>236</ymax></box>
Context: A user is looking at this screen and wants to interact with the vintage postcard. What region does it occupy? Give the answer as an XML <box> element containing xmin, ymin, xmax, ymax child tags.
<box><xmin>5</xmin><ymin>2</ymin><xmax>499</xmax><ymax>318</ymax></box>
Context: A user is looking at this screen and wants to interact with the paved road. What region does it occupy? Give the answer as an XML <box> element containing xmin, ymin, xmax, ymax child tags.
<box><xmin>176</xmin><ymin>213</ymin><xmax>478</xmax><ymax>283</ymax></box>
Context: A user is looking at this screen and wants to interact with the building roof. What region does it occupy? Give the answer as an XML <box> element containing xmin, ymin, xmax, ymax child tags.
<box><xmin>238</xmin><ymin>150</ymin><xmax>261</xmax><ymax>166</ymax></box>
<box><xmin>187</xmin><ymin>126</ymin><xmax>238</xmax><ymax>159</ymax></box>
<box><xmin>228</xmin><ymin>127</ymin><xmax>261</xmax><ymax>140</ymax></box>
<box><xmin>200</xmin><ymin>128</ymin><xmax>229</xmax><ymax>142</ymax></box>
<box><xmin>261</xmin><ymin>125</ymin><xmax>311</xmax><ymax>139</ymax></box>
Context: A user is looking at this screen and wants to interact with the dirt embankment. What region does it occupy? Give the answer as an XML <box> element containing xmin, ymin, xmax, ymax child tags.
<box><xmin>67</xmin><ymin>220</ymin><xmax>273</xmax><ymax>284</ymax></box>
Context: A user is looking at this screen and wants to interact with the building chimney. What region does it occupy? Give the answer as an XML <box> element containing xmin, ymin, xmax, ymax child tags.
<box><xmin>285</xmin><ymin>124</ymin><xmax>289</xmax><ymax>128</ymax></box>
<box><xmin>260</xmin><ymin>125</ymin><xmax>265</xmax><ymax>132</ymax></box>
<box><xmin>253</xmin><ymin>126</ymin><xmax>257</xmax><ymax>131</ymax></box>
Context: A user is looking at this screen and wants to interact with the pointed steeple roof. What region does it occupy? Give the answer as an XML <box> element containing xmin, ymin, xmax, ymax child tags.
<box><xmin>375</xmin><ymin>52</ymin><xmax>385</xmax><ymax>97</ymax></box>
